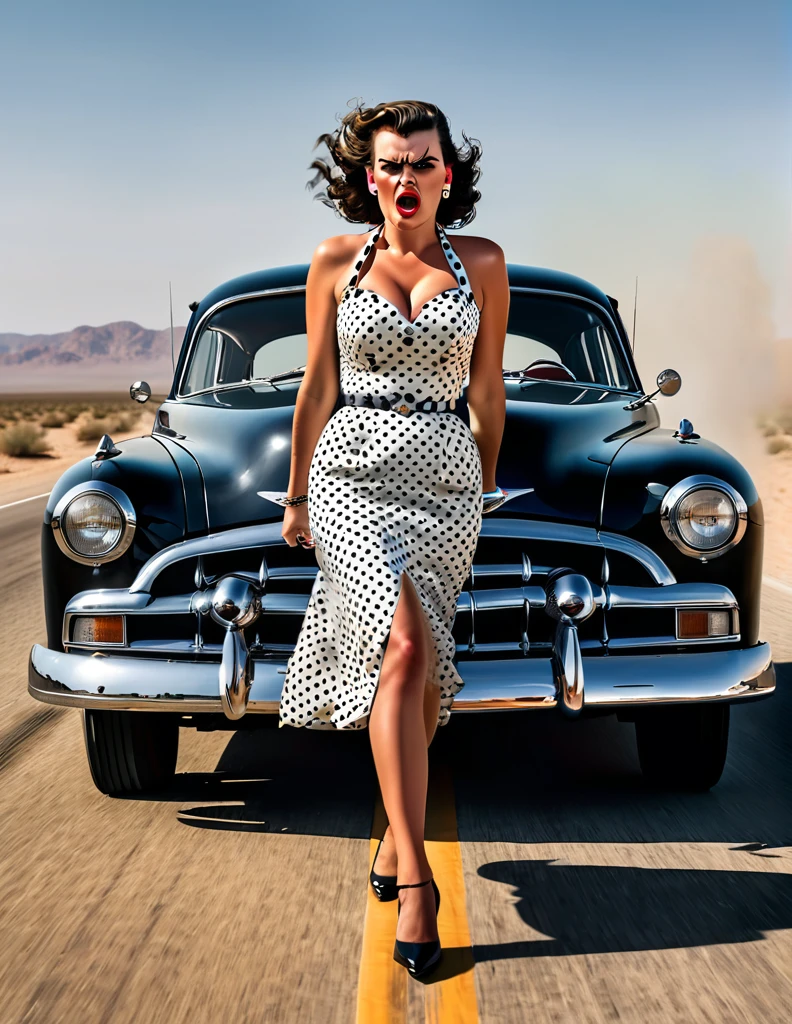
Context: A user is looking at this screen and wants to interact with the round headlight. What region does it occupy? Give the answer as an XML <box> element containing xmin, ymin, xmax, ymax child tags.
<box><xmin>51</xmin><ymin>481</ymin><xmax>136</xmax><ymax>565</ymax></box>
<box><xmin>62</xmin><ymin>493</ymin><xmax>124</xmax><ymax>556</ymax></box>
<box><xmin>675</xmin><ymin>488</ymin><xmax>736</xmax><ymax>549</ymax></box>
<box><xmin>660</xmin><ymin>475</ymin><xmax>747</xmax><ymax>560</ymax></box>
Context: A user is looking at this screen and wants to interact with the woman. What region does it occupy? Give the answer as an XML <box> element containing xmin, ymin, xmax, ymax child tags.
<box><xmin>279</xmin><ymin>100</ymin><xmax>509</xmax><ymax>978</ymax></box>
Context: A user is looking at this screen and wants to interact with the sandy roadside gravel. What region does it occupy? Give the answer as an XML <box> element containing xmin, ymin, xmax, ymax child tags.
<box><xmin>0</xmin><ymin>406</ymin><xmax>158</xmax><ymax>507</ymax></box>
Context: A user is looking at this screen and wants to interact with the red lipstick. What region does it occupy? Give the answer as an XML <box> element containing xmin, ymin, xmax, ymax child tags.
<box><xmin>395</xmin><ymin>188</ymin><xmax>421</xmax><ymax>218</ymax></box>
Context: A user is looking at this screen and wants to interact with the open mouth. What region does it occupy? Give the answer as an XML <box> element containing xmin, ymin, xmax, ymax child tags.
<box><xmin>395</xmin><ymin>191</ymin><xmax>421</xmax><ymax>216</ymax></box>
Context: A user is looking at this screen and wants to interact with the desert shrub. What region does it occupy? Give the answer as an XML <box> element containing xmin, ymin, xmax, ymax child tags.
<box><xmin>766</xmin><ymin>435</ymin><xmax>792</xmax><ymax>455</ymax></box>
<box><xmin>40</xmin><ymin>411</ymin><xmax>69</xmax><ymax>428</ymax></box>
<box><xmin>109</xmin><ymin>414</ymin><xmax>136</xmax><ymax>432</ymax></box>
<box><xmin>775</xmin><ymin>410</ymin><xmax>792</xmax><ymax>435</ymax></box>
<box><xmin>0</xmin><ymin>423</ymin><xmax>52</xmax><ymax>457</ymax></box>
<box><xmin>76</xmin><ymin>418</ymin><xmax>114</xmax><ymax>442</ymax></box>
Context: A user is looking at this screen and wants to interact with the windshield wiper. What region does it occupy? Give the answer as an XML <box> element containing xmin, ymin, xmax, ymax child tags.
<box><xmin>238</xmin><ymin>366</ymin><xmax>307</xmax><ymax>389</ymax></box>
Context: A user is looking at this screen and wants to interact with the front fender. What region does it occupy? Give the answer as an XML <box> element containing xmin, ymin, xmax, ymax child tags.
<box><xmin>601</xmin><ymin>428</ymin><xmax>764</xmax><ymax>644</ymax></box>
<box><xmin>41</xmin><ymin>436</ymin><xmax>187</xmax><ymax>651</ymax></box>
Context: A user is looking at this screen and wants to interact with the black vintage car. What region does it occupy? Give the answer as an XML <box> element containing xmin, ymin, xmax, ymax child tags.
<box><xmin>28</xmin><ymin>261</ymin><xmax>775</xmax><ymax>795</ymax></box>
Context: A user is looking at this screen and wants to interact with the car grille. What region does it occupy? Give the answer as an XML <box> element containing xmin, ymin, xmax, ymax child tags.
<box><xmin>63</xmin><ymin>518</ymin><xmax>741</xmax><ymax>656</ymax></box>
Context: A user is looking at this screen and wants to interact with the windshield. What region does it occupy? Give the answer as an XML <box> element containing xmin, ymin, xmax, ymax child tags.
<box><xmin>179</xmin><ymin>289</ymin><xmax>636</xmax><ymax>398</ymax></box>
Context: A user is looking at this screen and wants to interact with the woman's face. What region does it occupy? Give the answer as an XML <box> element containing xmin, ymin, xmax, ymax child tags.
<box><xmin>368</xmin><ymin>127</ymin><xmax>451</xmax><ymax>229</ymax></box>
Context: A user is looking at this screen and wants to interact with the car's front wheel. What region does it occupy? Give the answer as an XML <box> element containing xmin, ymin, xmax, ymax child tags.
<box><xmin>634</xmin><ymin>704</ymin><xmax>730</xmax><ymax>791</ymax></box>
<box><xmin>82</xmin><ymin>709</ymin><xmax>179</xmax><ymax>796</ymax></box>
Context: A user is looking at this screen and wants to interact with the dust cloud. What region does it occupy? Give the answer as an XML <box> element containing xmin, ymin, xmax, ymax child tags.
<box><xmin>630</xmin><ymin>236</ymin><xmax>780</xmax><ymax>480</ymax></box>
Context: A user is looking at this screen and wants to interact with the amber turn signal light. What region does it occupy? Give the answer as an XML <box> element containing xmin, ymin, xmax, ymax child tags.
<box><xmin>71</xmin><ymin>615</ymin><xmax>125</xmax><ymax>644</ymax></box>
<box><xmin>677</xmin><ymin>609</ymin><xmax>731</xmax><ymax>640</ymax></box>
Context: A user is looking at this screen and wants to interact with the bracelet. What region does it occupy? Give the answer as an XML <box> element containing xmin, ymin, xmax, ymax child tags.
<box><xmin>482</xmin><ymin>486</ymin><xmax>504</xmax><ymax>497</ymax></box>
<box><xmin>283</xmin><ymin>493</ymin><xmax>308</xmax><ymax>506</ymax></box>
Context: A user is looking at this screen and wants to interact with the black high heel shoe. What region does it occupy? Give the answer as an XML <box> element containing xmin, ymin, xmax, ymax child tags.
<box><xmin>369</xmin><ymin>835</ymin><xmax>398</xmax><ymax>902</ymax></box>
<box><xmin>392</xmin><ymin>878</ymin><xmax>442</xmax><ymax>979</ymax></box>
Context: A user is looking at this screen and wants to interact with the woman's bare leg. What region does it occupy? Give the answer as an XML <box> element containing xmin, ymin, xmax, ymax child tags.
<box><xmin>368</xmin><ymin>570</ymin><xmax>440</xmax><ymax>943</ymax></box>
<box><xmin>374</xmin><ymin>598</ymin><xmax>441</xmax><ymax>877</ymax></box>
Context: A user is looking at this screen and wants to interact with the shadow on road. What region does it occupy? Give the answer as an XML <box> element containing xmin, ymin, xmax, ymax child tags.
<box><xmin>445</xmin><ymin>661</ymin><xmax>791</xmax><ymax>849</ymax></box>
<box><xmin>128</xmin><ymin>663</ymin><xmax>789</xmax><ymax>857</ymax></box>
<box><xmin>148</xmin><ymin>722</ymin><xmax>379</xmax><ymax>838</ymax></box>
<box><xmin>473</xmin><ymin>859</ymin><xmax>792</xmax><ymax>959</ymax></box>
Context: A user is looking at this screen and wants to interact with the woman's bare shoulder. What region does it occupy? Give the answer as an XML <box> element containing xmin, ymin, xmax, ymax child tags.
<box><xmin>311</xmin><ymin>231</ymin><xmax>369</xmax><ymax>270</ymax></box>
<box><xmin>450</xmin><ymin>233</ymin><xmax>505</xmax><ymax>269</ymax></box>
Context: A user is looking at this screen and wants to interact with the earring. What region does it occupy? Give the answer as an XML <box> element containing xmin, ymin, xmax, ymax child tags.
<box><xmin>441</xmin><ymin>183</ymin><xmax>451</xmax><ymax>199</ymax></box>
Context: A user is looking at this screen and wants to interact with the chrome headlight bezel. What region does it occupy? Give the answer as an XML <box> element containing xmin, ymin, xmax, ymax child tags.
<box><xmin>51</xmin><ymin>480</ymin><xmax>136</xmax><ymax>565</ymax></box>
<box><xmin>659</xmin><ymin>474</ymin><xmax>747</xmax><ymax>560</ymax></box>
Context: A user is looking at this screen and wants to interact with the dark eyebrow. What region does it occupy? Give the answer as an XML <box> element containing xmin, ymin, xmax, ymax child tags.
<box><xmin>377</xmin><ymin>153</ymin><xmax>439</xmax><ymax>165</ymax></box>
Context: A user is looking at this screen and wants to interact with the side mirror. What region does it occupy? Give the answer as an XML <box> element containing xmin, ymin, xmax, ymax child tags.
<box><xmin>624</xmin><ymin>367</ymin><xmax>682</xmax><ymax>411</ymax></box>
<box><xmin>656</xmin><ymin>368</ymin><xmax>682</xmax><ymax>396</ymax></box>
<box><xmin>129</xmin><ymin>380</ymin><xmax>151</xmax><ymax>404</ymax></box>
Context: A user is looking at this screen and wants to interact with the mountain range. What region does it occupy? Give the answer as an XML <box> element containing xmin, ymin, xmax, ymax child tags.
<box><xmin>0</xmin><ymin>321</ymin><xmax>186</xmax><ymax>366</ymax></box>
<box><xmin>0</xmin><ymin>321</ymin><xmax>187</xmax><ymax>392</ymax></box>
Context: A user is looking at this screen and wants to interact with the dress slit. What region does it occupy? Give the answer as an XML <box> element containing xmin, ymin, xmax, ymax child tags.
<box><xmin>358</xmin><ymin>566</ymin><xmax>442</xmax><ymax>727</ymax></box>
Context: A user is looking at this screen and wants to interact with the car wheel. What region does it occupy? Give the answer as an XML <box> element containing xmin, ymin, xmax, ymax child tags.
<box><xmin>82</xmin><ymin>709</ymin><xmax>179</xmax><ymax>796</ymax></box>
<box><xmin>634</xmin><ymin>704</ymin><xmax>730</xmax><ymax>791</ymax></box>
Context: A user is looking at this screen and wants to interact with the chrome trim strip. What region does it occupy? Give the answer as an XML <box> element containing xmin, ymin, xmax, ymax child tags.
<box><xmin>597</xmin><ymin>531</ymin><xmax>676</xmax><ymax>585</ymax></box>
<box><xmin>607</xmin><ymin>583</ymin><xmax>737</xmax><ymax>609</ymax></box>
<box><xmin>51</xmin><ymin>480</ymin><xmax>137</xmax><ymax>567</ymax></box>
<box><xmin>29</xmin><ymin>641</ymin><xmax>775</xmax><ymax>712</ymax></box>
<box><xmin>70</xmin><ymin>578</ymin><xmax>732</xmax><ymax>626</ymax></box>
<box><xmin>607</xmin><ymin>635</ymin><xmax>740</xmax><ymax>649</ymax></box>
<box><xmin>127</xmin><ymin>519</ymin><xmax>676</xmax><ymax>594</ymax></box>
<box><xmin>479</xmin><ymin>519</ymin><xmax>676</xmax><ymax>585</ymax></box>
<box><xmin>129</xmin><ymin>522</ymin><xmax>285</xmax><ymax>593</ymax></box>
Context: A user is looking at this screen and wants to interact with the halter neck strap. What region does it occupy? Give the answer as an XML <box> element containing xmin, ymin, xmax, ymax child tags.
<box><xmin>346</xmin><ymin>223</ymin><xmax>385</xmax><ymax>291</ymax></box>
<box><xmin>344</xmin><ymin>221</ymin><xmax>472</xmax><ymax>298</ymax></box>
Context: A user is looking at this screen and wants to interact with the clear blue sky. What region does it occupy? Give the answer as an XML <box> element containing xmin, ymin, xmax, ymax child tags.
<box><xmin>1</xmin><ymin>0</ymin><xmax>789</xmax><ymax>344</ymax></box>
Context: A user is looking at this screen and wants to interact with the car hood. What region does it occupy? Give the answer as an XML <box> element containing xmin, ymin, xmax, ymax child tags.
<box><xmin>496</xmin><ymin>381</ymin><xmax>658</xmax><ymax>525</ymax></box>
<box><xmin>155</xmin><ymin>381</ymin><xmax>657</xmax><ymax>530</ymax></box>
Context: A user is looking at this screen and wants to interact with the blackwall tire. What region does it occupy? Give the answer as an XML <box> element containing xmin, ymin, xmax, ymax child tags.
<box><xmin>635</xmin><ymin>703</ymin><xmax>730</xmax><ymax>791</ymax></box>
<box><xmin>82</xmin><ymin>710</ymin><xmax>179</xmax><ymax>796</ymax></box>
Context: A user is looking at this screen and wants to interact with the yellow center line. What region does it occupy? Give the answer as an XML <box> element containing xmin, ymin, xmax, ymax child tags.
<box><xmin>355</xmin><ymin>761</ymin><xmax>479</xmax><ymax>1023</ymax></box>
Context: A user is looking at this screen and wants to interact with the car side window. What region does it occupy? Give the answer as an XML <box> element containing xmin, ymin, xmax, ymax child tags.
<box><xmin>182</xmin><ymin>327</ymin><xmax>222</xmax><ymax>394</ymax></box>
<box><xmin>563</xmin><ymin>325</ymin><xmax>631</xmax><ymax>390</ymax></box>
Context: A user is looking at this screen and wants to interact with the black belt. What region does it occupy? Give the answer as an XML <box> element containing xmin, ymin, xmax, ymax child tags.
<box><xmin>339</xmin><ymin>391</ymin><xmax>467</xmax><ymax>421</ymax></box>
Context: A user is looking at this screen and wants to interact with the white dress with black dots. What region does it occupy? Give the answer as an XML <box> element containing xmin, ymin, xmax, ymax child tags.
<box><xmin>279</xmin><ymin>221</ymin><xmax>483</xmax><ymax>731</ymax></box>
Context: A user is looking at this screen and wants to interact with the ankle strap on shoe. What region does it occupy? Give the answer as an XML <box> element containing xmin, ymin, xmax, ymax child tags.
<box><xmin>395</xmin><ymin>878</ymin><xmax>433</xmax><ymax>891</ymax></box>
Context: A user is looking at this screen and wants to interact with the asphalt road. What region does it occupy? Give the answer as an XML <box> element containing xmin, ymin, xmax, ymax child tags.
<box><xmin>1</xmin><ymin>494</ymin><xmax>790</xmax><ymax>1023</ymax></box>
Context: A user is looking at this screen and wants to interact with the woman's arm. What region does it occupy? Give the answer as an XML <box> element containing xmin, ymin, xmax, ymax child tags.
<box><xmin>463</xmin><ymin>239</ymin><xmax>510</xmax><ymax>492</ymax></box>
<box><xmin>286</xmin><ymin>235</ymin><xmax>356</xmax><ymax>497</ymax></box>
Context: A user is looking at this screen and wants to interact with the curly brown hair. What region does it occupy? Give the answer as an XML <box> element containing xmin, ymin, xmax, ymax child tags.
<box><xmin>307</xmin><ymin>99</ymin><xmax>482</xmax><ymax>229</ymax></box>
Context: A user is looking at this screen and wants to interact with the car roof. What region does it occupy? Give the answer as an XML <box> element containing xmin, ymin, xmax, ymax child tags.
<box><xmin>191</xmin><ymin>262</ymin><xmax>616</xmax><ymax>321</ymax></box>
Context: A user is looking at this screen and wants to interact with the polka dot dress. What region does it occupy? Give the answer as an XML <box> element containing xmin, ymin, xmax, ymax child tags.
<box><xmin>279</xmin><ymin>221</ymin><xmax>483</xmax><ymax>731</ymax></box>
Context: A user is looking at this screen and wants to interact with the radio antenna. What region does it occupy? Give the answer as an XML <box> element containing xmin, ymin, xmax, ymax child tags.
<box><xmin>169</xmin><ymin>281</ymin><xmax>175</xmax><ymax>371</ymax></box>
<box><xmin>631</xmin><ymin>275</ymin><xmax>638</xmax><ymax>354</ymax></box>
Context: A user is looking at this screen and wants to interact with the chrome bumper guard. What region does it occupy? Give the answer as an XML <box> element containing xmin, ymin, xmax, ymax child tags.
<box><xmin>29</xmin><ymin>640</ymin><xmax>775</xmax><ymax>715</ymax></box>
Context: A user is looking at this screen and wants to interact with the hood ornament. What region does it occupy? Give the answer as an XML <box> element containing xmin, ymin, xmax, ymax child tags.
<box><xmin>673</xmin><ymin>418</ymin><xmax>700</xmax><ymax>440</ymax></box>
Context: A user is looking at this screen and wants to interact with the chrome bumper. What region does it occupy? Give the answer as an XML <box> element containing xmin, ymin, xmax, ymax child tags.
<box><xmin>29</xmin><ymin>641</ymin><xmax>775</xmax><ymax>714</ymax></box>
